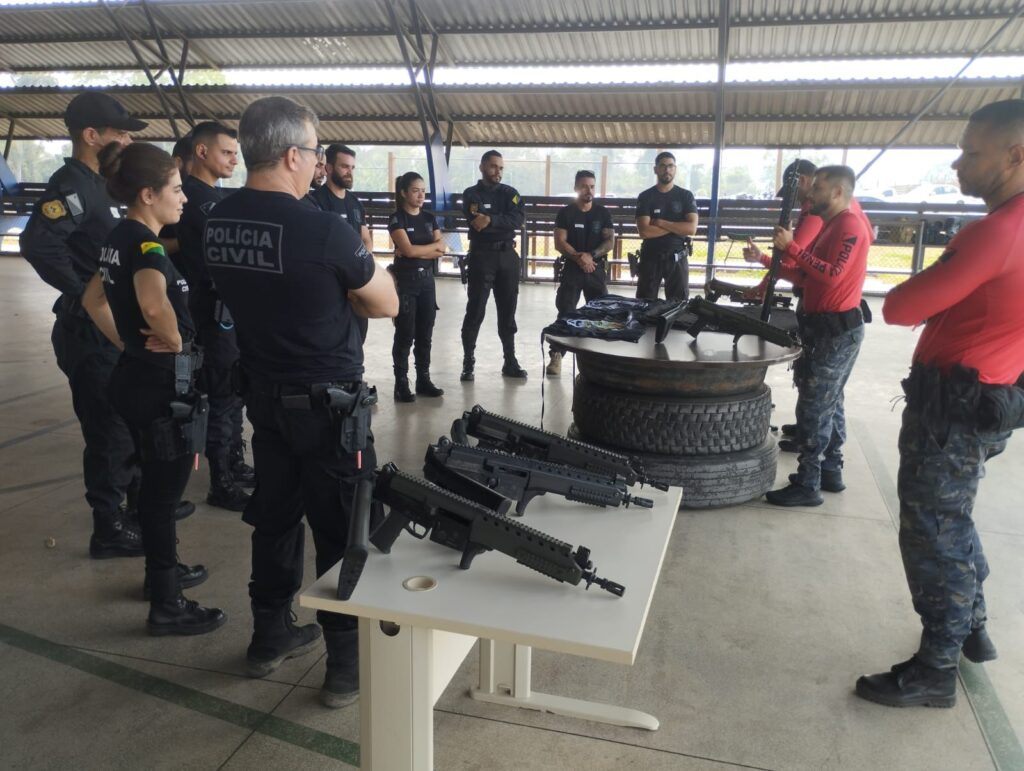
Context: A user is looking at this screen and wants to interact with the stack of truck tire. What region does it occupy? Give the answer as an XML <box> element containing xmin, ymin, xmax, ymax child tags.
<box><xmin>569</xmin><ymin>361</ymin><xmax>778</xmax><ymax>509</ymax></box>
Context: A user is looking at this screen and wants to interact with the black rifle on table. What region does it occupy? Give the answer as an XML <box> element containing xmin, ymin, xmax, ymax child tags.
<box><xmin>427</xmin><ymin>437</ymin><xmax>654</xmax><ymax>515</ymax></box>
<box><xmin>369</xmin><ymin>463</ymin><xmax>625</xmax><ymax>597</ymax></box>
<box><xmin>336</xmin><ymin>477</ymin><xmax>373</xmax><ymax>600</ymax></box>
<box><xmin>450</xmin><ymin>404</ymin><xmax>668</xmax><ymax>491</ymax></box>
<box><xmin>686</xmin><ymin>296</ymin><xmax>799</xmax><ymax>348</ymax></box>
<box><xmin>760</xmin><ymin>165</ymin><xmax>802</xmax><ymax>323</ymax></box>
<box><xmin>705</xmin><ymin>278</ymin><xmax>792</xmax><ymax>310</ymax></box>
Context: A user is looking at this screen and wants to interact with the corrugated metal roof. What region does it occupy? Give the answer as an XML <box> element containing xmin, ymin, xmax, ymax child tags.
<box><xmin>1</xmin><ymin>1</ymin><xmax>1022</xmax><ymax>147</ymax></box>
<box><xmin>1</xmin><ymin>0</ymin><xmax>1022</xmax><ymax>67</ymax></box>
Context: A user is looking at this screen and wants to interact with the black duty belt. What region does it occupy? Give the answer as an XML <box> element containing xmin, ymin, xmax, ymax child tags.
<box><xmin>470</xmin><ymin>241</ymin><xmax>514</xmax><ymax>253</ymax></box>
<box><xmin>247</xmin><ymin>379</ymin><xmax>361</xmax><ymax>410</ymax></box>
<box><xmin>802</xmin><ymin>307</ymin><xmax>863</xmax><ymax>337</ymax></box>
<box><xmin>391</xmin><ymin>264</ymin><xmax>433</xmax><ymax>276</ymax></box>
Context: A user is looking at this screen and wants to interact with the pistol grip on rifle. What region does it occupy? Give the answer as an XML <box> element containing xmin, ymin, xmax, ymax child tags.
<box><xmin>369</xmin><ymin>506</ymin><xmax>410</xmax><ymax>554</ymax></box>
<box><xmin>458</xmin><ymin>543</ymin><xmax>487</xmax><ymax>570</ymax></box>
<box><xmin>451</xmin><ymin>417</ymin><xmax>469</xmax><ymax>444</ymax></box>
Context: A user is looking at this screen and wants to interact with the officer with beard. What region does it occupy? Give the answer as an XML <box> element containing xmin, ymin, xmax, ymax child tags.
<box><xmin>308</xmin><ymin>144</ymin><xmax>373</xmax><ymax>254</ymax></box>
<box><xmin>460</xmin><ymin>149</ymin><xmax>527</xmax><ymax>380</ymax></box>
<box><xmin>634</xmin><ymin>151</ymin><xmax>698</xmax><ymax>300</ymax></box>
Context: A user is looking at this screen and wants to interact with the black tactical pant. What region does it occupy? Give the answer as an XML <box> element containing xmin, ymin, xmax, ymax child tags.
<box><xmin>897</xmin><ymin>405</ymin><xmax>1010</xmax><ymax>670</ymax></box>
<box><xmin>194</xmin><ymin>317</ymin><xmax>243</xmax><ymax>465</ymax></box>
<box><xmin>109</xmin><ymin>357</ymin><xmax>192</xmax><ymax>574</ymax></box>
<box><xmin>551</xmin><ymin>263</ymin><xmax>607</xmax><ymax>354</ymax></box>
<box><xmin>392</xmin><ymin>267</ymin><xmax>437</xmax><ymax>378</ymax></box>
<box><xmin>242</xmin><ymin>388</ymin><xmax>375</xmax><ymax>633</ymax></box>
<box><xmin>51</xmin><ymin>313</ymin><xmax>137</xmax><ymax>517</ymax></box>
<box><xmin>635</xmin><ymin>245</ymin><xmax>689</xmax><ymax>301</ymax></box>
<box><xmin>461</xmin><ymin>247</ymin><xmax>520</xmax><ymax>357</ymax></box>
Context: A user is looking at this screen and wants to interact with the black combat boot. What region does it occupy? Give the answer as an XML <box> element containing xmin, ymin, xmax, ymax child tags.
<box><xmin>246</xmin><ymin>604</ymin><xmax>322</xmax><ymax>678</ymax></box>
<box><xmin>789</xmin><ymin>469</ymin><xmax>845</xmax><ymax>493</ymax></box>
<box><xmin>460</xmin><ymin>355</ymin><xmax>475</xmax><ymax>382</ymax></box>
<box><xmin>206</xmin><ymin>456</ymin><xmax>251</xmax><ymax>512</ymax></box>
<box><xmin>394</xmin><ymin>377</ymin><xmax>416</xmax><ymax>403</ymax></box>
<box><xmin>230</xmin><ymin>441</ymin><xmax>256</xmax><ymax>488</ymax></box>
<box><xmin>502</xmin><ymin>355</ymin><xmax>528</xmax><ymax>379</ymax></box>
<box><xmin>142</xmin><ymin>561</ymin><xmax>208</xmax><ymax>600</ymax></box>
<box><xmin>89</xmin><ymin>510</ymin><xmax>144</xmax><ymax>559</ymax></box>
<box><xmin>415</xmin><ymin>369</ymin><xmax>444</xmax><ymax>397</ymax></box>
<box><xmin>765</xmin><ymin>483</ymin><xmax>823</xmax><ymax>507</ymax></box>
<box><xmin>146</xmin><ymin>567</ymin><xmax>227</xmax><ymax>637</ymax></box>
<box><xmin>855</xmin><ymin>656</ymin><xmax>957</xmax><ymax>708</ymax></box>
<box><xmin>780</xmin><ymin>423</ymin><xmax>798</xmax><ymax>437</ymax></box>
<box><xmin>321</xmin><ymin>628</ymin><xmax>359</xmax><ymax>708</ymax></box>
<box><xmin>962</xmin><ymin>626</ymin><xmax>998</xmax><ymax>663</ymax></box>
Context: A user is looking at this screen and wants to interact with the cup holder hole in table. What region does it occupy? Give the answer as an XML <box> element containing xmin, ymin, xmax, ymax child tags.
<box><xmin>403</xmin><ymin>575</ymin><xmax>437</xmax><ymax>592</ymax></box>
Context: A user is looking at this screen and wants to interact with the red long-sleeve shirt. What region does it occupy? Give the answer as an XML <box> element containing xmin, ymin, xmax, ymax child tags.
<box><xmin>882</xmin><ymin>193</ymin><xmax>1024</xmax><ymax>385</ymax></box>
<box><xmin>778</xmin><ymin>204</ymin><xmax>871</xmax><ymax>314</ymax></box>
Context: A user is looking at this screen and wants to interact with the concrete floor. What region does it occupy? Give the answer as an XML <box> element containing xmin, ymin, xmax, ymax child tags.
<box><xmin>0</xmin><ymin>256</ymin><xmax>1021</xmax><ymax>771</ymax></box>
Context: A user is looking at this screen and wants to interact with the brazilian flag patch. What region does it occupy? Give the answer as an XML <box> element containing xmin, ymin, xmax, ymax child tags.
<box><xmin>140</xmin><ymin>241</ymin><xmax>165</xmax><ymax>257</ymax></box>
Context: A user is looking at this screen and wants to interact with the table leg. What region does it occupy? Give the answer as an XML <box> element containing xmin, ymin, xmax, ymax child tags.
<box><xmin>358</xmin><ymin>619</ymin><xmax>478</xmax><ymax>771</ymax></box>
<box><xmin>470</xmin><ymin>639</ymin><xmax>659</xmax><ymax>731</ymax></box>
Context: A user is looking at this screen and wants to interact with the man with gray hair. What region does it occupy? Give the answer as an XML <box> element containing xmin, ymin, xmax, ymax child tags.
<box><xmin>204</xmin><ymin>96</ymin><xmax>399</xmax><ymax>708</ymax></box>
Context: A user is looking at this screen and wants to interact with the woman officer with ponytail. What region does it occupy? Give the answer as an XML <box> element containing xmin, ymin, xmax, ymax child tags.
<box><xmin>81</xmin><ymin>142</ymin><xmax>226</xmax><ymax>636</ymax></box>
<box><xmin>388</xmin><ymin>171</ymin><xmax>446</xmax><ymax>402</ymax></box>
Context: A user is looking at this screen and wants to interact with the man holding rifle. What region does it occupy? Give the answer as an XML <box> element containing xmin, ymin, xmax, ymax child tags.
<box><xmin>761</xmin><ymin>166</ymin><xmax>871</xmax><ymax>507</ymax></box>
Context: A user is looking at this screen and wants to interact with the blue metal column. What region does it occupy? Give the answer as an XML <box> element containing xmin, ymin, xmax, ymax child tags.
<box><xmin>705</xmin><ymin>0</ymin><xmax>730</xmax><ymax>281</ymax></box>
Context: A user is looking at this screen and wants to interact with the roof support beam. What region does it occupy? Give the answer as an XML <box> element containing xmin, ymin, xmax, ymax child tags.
<box><xmin>99</xmin><ymin>0</ymin><xmax>183</xmax><ymax>139</ymax></box>
<box><xmin>857</xmin><ymin>4</ymin><xmax>1024</xmax><ymax>179</ymax></box>
<box><xmin>140</xmin><ymin>0</ymin><xmax>196</xmax><ymax>127</ymax></box>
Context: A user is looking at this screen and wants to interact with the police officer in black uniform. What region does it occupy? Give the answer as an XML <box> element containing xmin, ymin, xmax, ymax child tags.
<box><xmin>173</xmin><ymin>121</ymin><xmax>253</xmax><ymax>512</ymax></box>
<box><xmin>460</xmin><ymin>149</ymin><xmax>527</xmax><ymax>380</ymax></box>
<box><xmin>307</xmin><ymin>144</ymin><xmax>374</xmax><ymax>254</ymax></box>
<box><xmin>388</xmin><ymin>171</ymin><xmax>446</xmax><ymax>402</ymax></box>
<box><xmin>19</xmin><ymin>92</ymin><xmax>151</xmax><ymax>559</ymax></box>
<box><xmin>547</xmin><ymin>170</ymin><xmax>615</xmax><ymax>377</ymax></box>
<box><xmin>635</xmin><ymin>151</ymin><xmax>699</xmax><ymax>300</ymax></box>
<box><xmin>308</xmin><ymin>144</ymin><xmax>374</xmax><ymax>344</ymax></box>
<box><xmin>205</xmin><ymin>97</ymin><xmax>398</xmax><ymax>708</ymax></box>
<box><xmin>80</xmin><ymin>141</ymin><xmax>225</xmax><ymax>635</ymax></box>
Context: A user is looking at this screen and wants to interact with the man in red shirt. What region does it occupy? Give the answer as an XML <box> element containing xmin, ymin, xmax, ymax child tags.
<box><xmin>856</xmin><ymin>99</ymin><xmax>1024</xmax><ymax>708</ymax></box>
<box><xmin>762</xmin><ymin>166</ymin><xmax>872</xmax><ymax>507</ymax></box>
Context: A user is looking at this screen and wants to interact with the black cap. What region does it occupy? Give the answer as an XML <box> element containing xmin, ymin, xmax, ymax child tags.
<box><xmin>776</xmin><ymin>159</ymin><xmax>817</xmax><ymax>197</ymax></box>
<box><xmin>64</xmin><ymin>92</ymin><xmax>148</xmax><ymax>132</ymax></box>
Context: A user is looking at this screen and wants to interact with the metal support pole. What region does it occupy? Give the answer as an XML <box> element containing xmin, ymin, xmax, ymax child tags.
<box><xmin>600</xmin><ymin>155</ymin><xmax>609</xmax><ymax>197</ymax></box>
<box><xmin>911</xmin><ymin>219</ymin><xmax>927</xmax><ymax>274</ymax></box>
<box><xmin>99</xmin><ymin>0</ymin><xmax>182</xmax><ymax>139</ymax></box>
<box><xmin>445</xmin><ymin>121</ymin><xmax>454</xmax><ymax>163</ymax></box>
<box><xmin>706</xmin><ymin>0</ymin><xmax>730</xmax><ymax>280</ymax></box>
<box><xmin>141</xmin><ymin>0</ymin><xmax>196</xmax><ymax>126</ymax></box>
<box><xmin>3</xmin><ymin>120</ymin><xmax>15</xmax><ymax>160</ymax></box>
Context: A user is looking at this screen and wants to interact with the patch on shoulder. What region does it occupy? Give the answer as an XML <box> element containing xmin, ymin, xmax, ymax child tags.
<box><xmin>41</xmin><ymin>199</ymin><xmax>67</xmax><ymax>220</ymax></box>
<box><xmin>141</xmin><ymin>241</ymin><xmax>166</xmax><ymax>256</ymax></box>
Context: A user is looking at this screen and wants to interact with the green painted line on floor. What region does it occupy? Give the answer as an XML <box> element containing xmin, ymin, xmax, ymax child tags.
<box><xmin>854</xmin><ymin>418</ymin><xmax>1024</xmax><ymax>771</ymax></box>
<box><xmin>0</xmin><ymin>622</ymin><xmax>359</xmax><ymax>767</ymax></box>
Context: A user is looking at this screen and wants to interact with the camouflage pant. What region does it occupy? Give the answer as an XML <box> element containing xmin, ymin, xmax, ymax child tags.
<box><xmin>793</xmin><ymin>325</ymin><xmax>863</xmax><ymax>489</ymax></box>
<box><xmin>897</xmin><ymin>405</ymin><xmax>1009</xmax><ymax>670</ymax></box>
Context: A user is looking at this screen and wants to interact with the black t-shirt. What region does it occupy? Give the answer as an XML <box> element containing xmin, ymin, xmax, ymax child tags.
<box><xmin>307</xmin><ymin>185</ymin><xmax>367</xmax><ymax>231</ymax></box>
<box><xmin>100</xmin><ymin>219</ymin><xmax>194</xmax><ymax>370</ymax></box>
<box><xmin>554</xmin><ymin>203</ymin><xmax>613</xmax><ymax>255</ymax></box>
<box><xmin>173</xmin><ymin>175</ymin><xmax>230</xmax><ymax>294</ymax></box>
<box><xmin>461</xmin><ymin>180</ymin><xmax>525</xmax><ymax>248</ymax></box>
<box><xmin>204</xmin><ymin>188</ymin><xmax>376</xmax><ymax>384</ymax></box>
<box><xmin>635</xmin><ymin>185</ymin><xmax>698</xmax><ymax>253</ymax></box>
<box><xmin>388</xmin><ymin>208</ymin><xmax>438</xmax><ymax>270</ymax></box>
<box><xmin>20</xmin><ymin>157</ymin><xmax>122</xmax><ymax>311</ymax></box>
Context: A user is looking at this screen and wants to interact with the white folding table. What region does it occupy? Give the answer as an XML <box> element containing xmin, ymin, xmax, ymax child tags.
<box><xmin>300</xmin><ymin>483</ymin><xmax>681</xmax><ymax>771</ymax></box>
